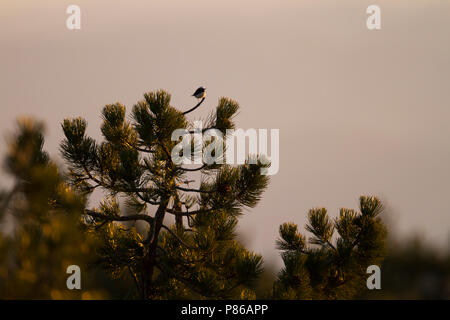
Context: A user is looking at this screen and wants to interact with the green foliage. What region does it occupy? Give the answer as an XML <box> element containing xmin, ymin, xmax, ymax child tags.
<box><xmin>209</xmin><ymin>97</ymin><xmax>239</xmax><ymax>133</ymax></box>
<box><xmin>273</xmin><ymin>196</ymin><xmax>387</xmax><ymax>300</ymax></box>
<box><xmin>0</xmin><ymin>119</ymin><xmax>128</xmax><ymax>299</ymax></box>
<box><xmin>60</xmin><ymin>90</ymin><xmax>270</xmax><ymax>299</ymax></box>
<box><xmin>0</xmin><ymin>95</ymin><xmax>394</xmax><ymax>301</ymax></box>
<box><xmin>155</xmin><ymin>230</ymin><xmax>263</xmax><ymax>299</ymax></box>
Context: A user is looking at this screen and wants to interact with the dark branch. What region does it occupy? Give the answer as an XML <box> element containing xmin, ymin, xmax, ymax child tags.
<box><xmin>85</xmin><ymin>209</ymin><xmax>154</xmax><ymax>225</ymax></box>
<box><xmin>133</xmin><ymin>191</ymin><xmax>160</xmax><ymax>206</ymax></box>
<box><xmin>157</xmin><ymin>142</ymin><xmax>173</xmax><ymax>161</ymax></box>
<box><xmin>166</xmin><ymin>207</ymin><xmax>213</xmax><ymax>217</ymax></box>
<box><xmin>134</xmin><ymin>146</ymin><xmax>155</xmax><ymax>153</ymax></box>
<box><xmin>188</xmin><ymin>127</ymin><xmax>215</xmax><ymax>134</ymax></box>
<box><xmin>161</xmin><ymin>224</ymin><xmax>193</xmax><ymax>249</ymax></box>
<box><xmin>182</xmin><ymin>97</ymin><xmax>205</xmax><ymax>115</ymax></box>
<box><xmin>175</xmin><ymin>186</ymin><xmax>214</xmax><ymax>193</ymax></box>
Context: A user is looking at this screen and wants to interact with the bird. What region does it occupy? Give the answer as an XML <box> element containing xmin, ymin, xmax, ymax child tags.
<box><xmin>192</xmin><ymin>86</ymin><xmax>206</xmax><ymax>99</ymax></box>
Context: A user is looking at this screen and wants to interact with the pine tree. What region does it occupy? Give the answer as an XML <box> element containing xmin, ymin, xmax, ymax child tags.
<box><xmin>60</xmin><ymin>90</ymin><xmax>270</xmax><ymax>299</ymax></box>
<box><xmin>0</xmin><ymin>119</ymin><xmax>127</xmax><ymax>299</ymax></box>
<box><xmin>273</xmin><ymin>196</ymin><xmax>387</xmax><ymax>299</ymax></box>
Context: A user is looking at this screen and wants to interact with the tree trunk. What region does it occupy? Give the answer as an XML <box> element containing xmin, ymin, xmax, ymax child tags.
<box><xmin>142</xmin><ymin>198</ymin><xmax>168</xmax><ymax>299</ymax></box>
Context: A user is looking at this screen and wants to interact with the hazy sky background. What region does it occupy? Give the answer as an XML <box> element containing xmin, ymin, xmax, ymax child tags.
<box><xmin>1</xmin><ymin>0</ymin><xmax>450</xmax><ymax>268</ymax></box>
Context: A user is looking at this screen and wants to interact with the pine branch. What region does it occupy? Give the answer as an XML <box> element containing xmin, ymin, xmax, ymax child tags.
<box><xmin>182</xmin><ymin>97</ymin><xmax>206</xmax><ymax>115</ymax></box>
<box><xmin>176</xmin><ymin>186</ymin><xmax>215</xmax><ymax>193</ymax></box>
<box><xmin>85</xmin><ymin>209</ymin><xmax>154</xmax><ymax>225</ymax></box>
<box><xmin>161</xmin><ymin>224</ymin><xmax>193</xmax><ymax>249</ymax></box>
<box><xmin>165</xmin><ymin>207</ymin><xmax>213</xmax><ymax>217</ymax></box>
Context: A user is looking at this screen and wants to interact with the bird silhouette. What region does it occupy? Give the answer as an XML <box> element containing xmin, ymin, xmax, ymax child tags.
<box><xmin>192</xmin><ymin>86</ymin><xmax>206</xmax><ymax>99</ymax></box>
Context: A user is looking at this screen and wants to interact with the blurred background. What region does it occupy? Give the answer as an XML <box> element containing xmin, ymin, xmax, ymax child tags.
<box><xmin>1</xmin><ymin>0</ymin><xmax>449</xmax><ymax>298</ymax></box>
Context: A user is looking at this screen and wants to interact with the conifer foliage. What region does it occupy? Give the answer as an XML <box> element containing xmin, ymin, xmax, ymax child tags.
<box><xmin>273</xmin><ymin>196</ymin><xmax>387</xmax><ymax>299</ymax></box>
<box><xmin>60</xmin><ymin>90</ymin><xmax>270</xmax><ymax>299</ymax></box>
<box><xmin>0</xmin><ymin>119</ymin><xmax>122</xmax><ymax>299</ymax></box>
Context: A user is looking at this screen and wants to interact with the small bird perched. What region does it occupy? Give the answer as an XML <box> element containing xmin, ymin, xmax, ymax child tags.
<box><xmin>192</xmin><ymin>86</ymin><xmax>206</xmax><ymax>99</ymax></box>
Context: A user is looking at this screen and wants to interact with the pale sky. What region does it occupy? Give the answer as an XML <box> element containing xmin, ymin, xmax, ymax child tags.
<box><xmin>1</xmin><ymin>0</ymin><xmax>450</xmax><ymax>268</ymax></box>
